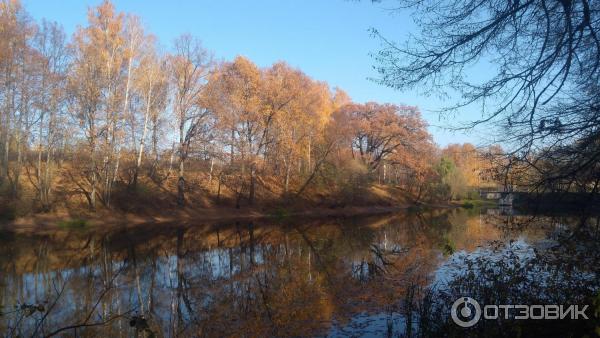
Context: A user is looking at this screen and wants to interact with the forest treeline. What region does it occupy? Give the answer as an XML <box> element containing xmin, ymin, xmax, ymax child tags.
<box><xmin>0</xmin><ymin>0</ymin><xmax>500</xmax><ymax>218</ymax></box>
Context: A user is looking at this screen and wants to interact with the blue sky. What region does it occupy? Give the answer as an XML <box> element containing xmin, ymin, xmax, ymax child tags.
<box><xmin>23</xmin><ymin>0</ymin><xmax>486</xmax><ymax>146</ymax></box>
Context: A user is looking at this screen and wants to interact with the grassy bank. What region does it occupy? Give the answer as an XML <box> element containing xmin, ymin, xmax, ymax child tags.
<box><xmin>453</xmin><ymin>198</ymin><xmax>498</xmax><ymax>209</ymax></box>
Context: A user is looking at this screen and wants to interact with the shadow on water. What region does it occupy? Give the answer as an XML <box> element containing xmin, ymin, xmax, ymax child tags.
<box><xmin>0</xmin><ymin>208</ymin><xmax>598</xmax><ymax>337</ymax></box>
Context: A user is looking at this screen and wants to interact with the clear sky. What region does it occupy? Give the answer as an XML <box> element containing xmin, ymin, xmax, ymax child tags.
<box><xmin>22</xmin><ymin>0</ymin><xmax>486</xmax><ymax>146</ymax></box>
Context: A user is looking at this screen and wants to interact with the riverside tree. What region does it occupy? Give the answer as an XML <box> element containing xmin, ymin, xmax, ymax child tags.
<box><xmin>372</xmin><ymin>0</ymin><xmax>600</xmax><ymax>195</ymax></box>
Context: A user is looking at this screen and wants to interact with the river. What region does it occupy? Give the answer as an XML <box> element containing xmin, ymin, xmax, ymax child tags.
<box><xmin>1</xmin><ymin>208</ymin><xmax>598</xmax><ymax>337</ymax></box>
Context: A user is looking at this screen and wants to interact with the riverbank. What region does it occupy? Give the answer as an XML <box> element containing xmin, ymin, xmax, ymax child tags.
<box><xmin>1</xmin><ymin>182</ymin><xmax>490</xmax><ymax>231</ymax></box>
<box><xmin>0</xmin><ymin>183</ymin><xmax>445</xmax><ymax>230</ymax></box>
<box><xmin>1</xmin><ymin>204</ymin><xmax>428</xmax><ymax>231</ymax></box>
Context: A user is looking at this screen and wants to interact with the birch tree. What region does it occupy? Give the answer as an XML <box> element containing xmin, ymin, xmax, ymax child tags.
<box><xmin>132</xmin><ymin>41</ymin><xmax>167</xmax><ymax>189</ymax></box>
<box><xmin>0</xmin><ymin>0</ymin><xmax>35</xmax><ymax>197</ymax></box>
<box><xmin>30</xmin><ymin>20</ymin><xmax>69</xmax><ymax>210</ymax></box>
<box><xmin>169</xmin><ymin>34</ymin><xmax>212</xmax><ymax>206</ymax></box>
<box><xmin>69</xmin><ymin>0</ymin><xmax>125</xmax><ymax>209</ymax></box>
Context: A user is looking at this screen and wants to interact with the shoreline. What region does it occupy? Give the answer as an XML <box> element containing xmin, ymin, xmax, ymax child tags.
<box><xmin>0</xmin><ymin>203</ymin><xmax>461</xmax><ymax>232</ymax></box>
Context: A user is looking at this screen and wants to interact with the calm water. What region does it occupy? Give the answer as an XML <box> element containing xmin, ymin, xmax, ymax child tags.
<box><xmin>0</xmin><ymin>209</ymin><xmax>598</xmax><ymax>337</ymax></box>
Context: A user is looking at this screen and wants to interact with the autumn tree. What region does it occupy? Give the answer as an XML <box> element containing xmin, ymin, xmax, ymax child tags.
<box><xmin>0</xmin><ymin>0</ymin><xmax>36</xmax><ymax>197</ymax></box>
<box><xmin>205</xmin><ymin>56</ymin><xmax>262</xmax><ymax>206</ymax></box>
<box><xmin>340</xmin><ymin>102</ymin><xmax>430</xmax><ymax>173</ymax></box>
<box><xmin>295</xmin><ymin>88</ymin><xmax>350</xmax><ymax>198</ymax></box>
<box><xmin>261</xmin><ymin>62</ymin><xmax>331</xmax><ymax>194</ymax></box>
<box><xmin>30</xmin><ymin>20</ymin><xmax>69</xmax><ymax>210</ymax></box>
<box><xmin>131</xmin><ymin>38</ymin><xmax>167</xmax><ymax>190</ymax></box>
<box><xmin>206</xmin><ymin>58</ymin><xmax>337</xmax><ymax>203</ymax></box>
<box><xmin>115</xmin><ymin>14</ymin><xmax>145</xmax><ymax>189</ymax></box>
<box><xmin>169</xmin><ymin>34</ymin><xmax>212</xmax><ymax>206</ymax></box>
<box><xmin>441</xmin><ymin>143</ymin><xmax>482</xmax><ymax>188</ymax></box>
<box><xmin>68</xmin><ymin>0</ymin><xmax>127</xmax><ymax>209</ymax></box>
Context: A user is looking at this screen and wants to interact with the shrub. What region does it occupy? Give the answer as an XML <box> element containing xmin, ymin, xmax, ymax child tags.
<box><xmin>57</xmin><ymin>218</ymin><xmax>88</xmax><ymax>229</ymax></box>
<box><xmin>461</xmin><ymin>201</ymin><xmax>474</xmax><ymax>209</ymax></box>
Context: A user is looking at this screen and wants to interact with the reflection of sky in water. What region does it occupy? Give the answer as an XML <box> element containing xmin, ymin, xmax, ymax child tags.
<box><xmin>432</xmin><ymin>238</ymin><xmax>597</xmax><ymax>296</ymax></box>
<box><xmin>433</xmin><ymin>238</ymin><xmax>536</xmax><ymax>287</ymax></box>
<box><xmin>328</xmin><ymin>312</ymin><xmax>411</xmax><ymax>337</ymax></box>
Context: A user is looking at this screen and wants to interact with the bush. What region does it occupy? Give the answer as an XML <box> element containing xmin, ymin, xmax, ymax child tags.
<box><xmin>439</xmin><ymin>236</ymin><xmax>456</xmax><ymax>256</ymax></box>
<box><xmin>270</xmin><ymin>207</ymin><xmax>289</xmax><ymax>220</ymax></box>
<box><xmin>466</xmin><ymin>189</ymin><xmax>481</xmax><ymax>200</ymax></box>
<box><xmin>461</xmin><ymin>201</ymin><xmax>474</xmax><ymax>209</ymax></box>
<box><xmin>57</xmin><ymin>218</ymin><xmax>88</xmax><ymax>229</ymax></box>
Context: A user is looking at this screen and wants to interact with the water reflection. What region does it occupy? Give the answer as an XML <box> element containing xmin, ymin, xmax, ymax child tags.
<box><xmin>0</xmin><ymin>209</ymin><xmax>597</xmax><ymax>337</ymax></box>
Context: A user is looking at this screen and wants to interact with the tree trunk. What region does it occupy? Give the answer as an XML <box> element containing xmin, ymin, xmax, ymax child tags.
<box><xmin>248</xmin><ymin>166</ymin><xmax>255</xmax><ymax>205</ymax></box>
<box><xmin>89</xmin><ymin>126</ymin><xmax>97</xmax><ymax>210</ymax></box>
<box><xmin>168</xmin><ymin>143</ymin><xmax>176</xmax><ymax>178</ymax></box>
<box><xmin>113</xmin><ymin>148</ymin><xmax>121</xmax><ymax>183</ymax></box>
<box><xmin>133</xmin><ymin>85</ymin><xmax>152</xmax><ymax>190</ymax></box>
<box><xmin>230</xmin><ymin>128</ymin><xmax>235</xmax><ymax>165</ymax></box>
<box><xmin>284</xmin><ymin>157</ymin><xmax>290</xmax><ymax>194</ymax></box>
<box><xmin>0</xmin><ymin>131</ymin><xmax>7</xmax><ymax>186</ymax></box>
<box><xmin>177</xmin><ymin>157</ymin><xmax>185</xmax><ymax>206</ymax></box>
<box><xmin>177</xmin><ymin>118</ymin><xmax>186</xmax><ymax>206</ymax></box>
<box><xmin>90</xmin><ymin>168</ymin><xmax>97</xmax><ymax>210</ymax></box>
<box><xmin>307</xmin><ymin>137</ymin><xmax>311</xmax><ymax>173</ymax></box>
<box><xmin>297</xmin><ymin>141</ymin><xmax>335</xmax><ymax>197</ymax></box>
<box><xmin>216</xmin><ymin>173</ymin><xmax>222</xmax><ymax>204</ymax></box>
<box><xmin>208</xmin><ymin>157</ymin><xmax>214</xmax><ymax>185</ymax></box>
<box><xmin>13</xmin><ymin>125</ymin><xmax>22</xmax><ymax>198</ymax></box>
<box><xmin>150</xmin><ymin>117</ymin><xmax>159</xmax><ymax>178</ymax></box>
<box><xmin>37</xmin><ymin>126</ymin><xmax>43</xmax><ymax>205</ymax></box>
<box><xmin>3</xmin><ymin>137</ymin><xmax>8</xmax><ymax>184</ymax></box>
<box><xmin>42</xmin><ymin>148</ymin><xmax>53</xmax><ymax>209</ymax></box>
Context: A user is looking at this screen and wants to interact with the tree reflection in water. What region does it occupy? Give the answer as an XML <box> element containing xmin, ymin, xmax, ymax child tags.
<box><xmin>0</xmin><ymin>210</ymin><xmax>598</xmax><ymax>337</ymax></box>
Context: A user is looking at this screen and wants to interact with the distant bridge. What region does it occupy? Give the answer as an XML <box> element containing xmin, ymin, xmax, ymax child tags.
<box><xmin>479</xmin><ymin>187</ymin><xmax>515</xmax><ymax>206</ymax></box>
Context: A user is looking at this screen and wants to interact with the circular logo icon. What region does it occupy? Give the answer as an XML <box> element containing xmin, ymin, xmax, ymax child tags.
<box><xmin>451</xmin><ymin>297</ymin><xmax>481</xmax><ymax>327</ymax></box>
